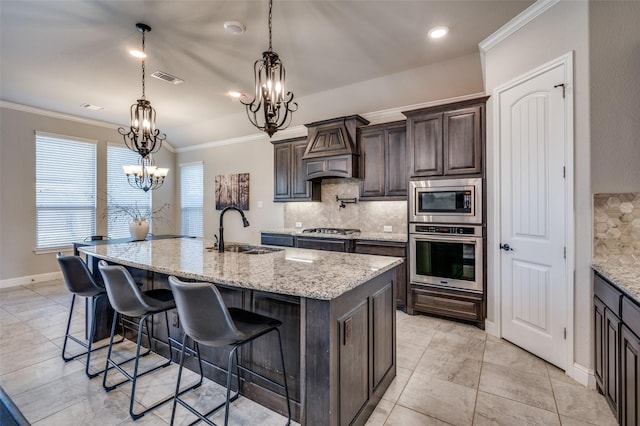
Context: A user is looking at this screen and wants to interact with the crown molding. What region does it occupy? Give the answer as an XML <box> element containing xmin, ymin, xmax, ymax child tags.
<box><xmin>0</xmin><ymin>100</ymin><xmax>176</xmax><ymax>153</ymax></box>
<box><xmin>177</xmin><ymin>92</ymin><xmax>487</xmax><ymax>153</ymax></box>
<box><xmin>479</xmin><ymin>0</ymin><xmax>561</xmax><ymax>53</ymax></box>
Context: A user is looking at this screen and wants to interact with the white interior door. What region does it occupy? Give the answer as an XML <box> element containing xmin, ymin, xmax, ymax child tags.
<box><xmin>498</xmin><ymin>61</ymin><xmax>569</xmax><ymax>369</ymax></box>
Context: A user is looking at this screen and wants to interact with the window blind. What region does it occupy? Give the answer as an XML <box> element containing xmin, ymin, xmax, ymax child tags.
<box><xmin>35</xmin><ymin>132</ymin><xmax>97</xmax><ymax>250</ymax></box>
<box><xmin>180</xmin><ymin>162</ymin><xmax>204</xmax><ymax>237</ymax></box>
<box><xmin>107</xmin><ymin>145</ymin><xmax>151</xmax><ymax>239</ymax></box>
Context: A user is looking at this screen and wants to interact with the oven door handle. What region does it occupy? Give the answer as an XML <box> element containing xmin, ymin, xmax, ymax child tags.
<box><xmin>411</xmin><ymin>235</ymin><xmax>481</xmax><ymax>244</ymax></box>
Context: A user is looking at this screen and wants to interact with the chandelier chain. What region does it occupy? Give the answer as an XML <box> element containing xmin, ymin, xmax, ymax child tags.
<box><xmin>141</xmin><ymin>30</ymin><xmax>146</xmax><ymax>99</ymax></box>
<box><xmin>268</xmin><ymin>0</ymin><xmax>273</xmax><ymax>51</ymax></box>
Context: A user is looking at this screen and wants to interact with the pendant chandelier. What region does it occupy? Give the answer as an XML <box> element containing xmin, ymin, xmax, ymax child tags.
<box><xmin>119</xmin><ymin>23</ymin><xmax>169</xmax><ymax>191</ymax></box>
<box><xmin>122</xmin><ymin>155</ymin><xmax>169</xmax><ymax>192</ymax></box>
<box><xmin>241</xmin><ymin>0</ymin><xmax>297</xmax><ymax>137</ymax></box>
<box><xmin>118</xmin><ymin>23</ymin><xmax>166</xmax><ymax>156</ymax></box>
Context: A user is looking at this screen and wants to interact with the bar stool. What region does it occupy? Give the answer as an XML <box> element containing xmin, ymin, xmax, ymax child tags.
<box><xmin>57</xmin><ymin>253</ymin><xmax>124</xmax><ymax>378</ymax></box>
<box><xmin>98</xmin><ymin>261</ymin><xmax>202</xmax><ymax>420</ymax></box>
<box><xmin>168</xmin><ymin>276</ymin><xmax>291</xmax><ymax>426</ymax></box>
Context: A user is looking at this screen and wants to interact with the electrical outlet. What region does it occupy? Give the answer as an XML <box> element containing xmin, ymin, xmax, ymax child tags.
<box><xmin>257</xmin><ymin>201</ymin><xmax>263</xmax><ymax>208</ymax></box>
<box><xmin>383</xmin><ymin>225</ymin><xmax>393</xmax><ymax>233</ymax></box>
<box><xmin>295</xmin><ymin>222</ymin><xmax>302</xmax><ymax>228</ymax></box>
<box><xmin>172</xmin><ymin>312</ymin><xmax>180</xmax><ymax>328</ymax></box>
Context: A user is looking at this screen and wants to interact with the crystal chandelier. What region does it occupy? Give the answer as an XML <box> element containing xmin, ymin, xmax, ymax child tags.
<box><xmin>241</xmin><ymin>0</ymin><xmax>297</xmax><ymax>137</ymax></box>
<box><xmin>118</xmin><ymin>23</ymin><xmax>166</xmax><ymax>157</ymax></box>
<box><xmin>122</xmin><ymin>155</ymin><xmax>169</xmax><ymax>193</ymax></box>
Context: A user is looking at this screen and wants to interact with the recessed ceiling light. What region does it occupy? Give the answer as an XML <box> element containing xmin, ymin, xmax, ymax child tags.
<box><xmin>227</xmin><ymin>91</ymin><xmax>243</xmax><ymax>98</ymax></box>
<box><xmin>224</xmin><ymin>21</ymin><xmax>246</xmax><ymax>34</ymax></box>
<box><xmin>428</xmin><ymin>26</ymin><xmax>449</xmax><ymax>39</ymax></box>
<box><xmin>129</xmin><ymin>49</ymin><xmax>146</xmax><ymax>58</ymax></box>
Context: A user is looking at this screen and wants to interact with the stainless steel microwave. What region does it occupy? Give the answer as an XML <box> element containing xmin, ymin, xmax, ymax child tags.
<box><xmin>409</xmin><ymin>177</ymin><xmax>482</xmax><ymax>224</ymax></box>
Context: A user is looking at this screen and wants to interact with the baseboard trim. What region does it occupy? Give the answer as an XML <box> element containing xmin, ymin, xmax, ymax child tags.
<box><xmin>569</xmin><ymin>362</ymin><xmax>595</xmax><ymax>389</ymax></box>
<box><xmin>0</xmin><ymin>272</ymin><xmax>62</xmax><ymax>289</ymax></box>
<box><xmin>484</xmin><ymin>319</ymin><xmax>500</xmax><ymax>337</ymax></box>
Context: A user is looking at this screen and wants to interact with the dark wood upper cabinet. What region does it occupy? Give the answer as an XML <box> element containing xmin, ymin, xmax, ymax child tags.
<box><xmin>404</xmin><ymin>97</ymin><xmax>487</xmax><ymax>178</ymax></box>
<box><xmin>272</xmin><ymin>137</ymin><xmax>320</xmax><ymax>202</ymax></box>
<box><xmin>358</xmin><ymin>121</ymin><xmax>407</xmax><ymax>200</ymax></box>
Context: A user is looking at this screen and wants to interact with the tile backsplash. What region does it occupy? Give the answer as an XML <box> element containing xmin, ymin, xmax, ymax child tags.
<box><xmin>593</xmin><ymin>193</ymin><xmax>640</xmax><ymax>264</ymax></box>
<box><xmin>284</xmin><ymin>178</ymin><xmax>407</xmax><ymax>233</ymax></box>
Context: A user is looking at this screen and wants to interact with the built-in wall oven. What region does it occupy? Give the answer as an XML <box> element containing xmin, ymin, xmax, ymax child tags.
<box><xmin>409</xmin><ymin>177</ymin><xmax>482</xmax><ymax>224</ymax></box>
<box><xmin>409</xmin><ymin>223</ymin><xmax>483</xmax><ymax>292</ymax></box>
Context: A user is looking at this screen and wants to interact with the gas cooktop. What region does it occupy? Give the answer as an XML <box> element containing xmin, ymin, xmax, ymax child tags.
<box><xmin>302</xmin><ymin>228</ymin><xmax>361</xmax><ymax>235</ymax></box>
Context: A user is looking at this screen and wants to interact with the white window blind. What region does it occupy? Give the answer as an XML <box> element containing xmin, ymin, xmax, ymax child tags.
<box><xmin>107</xmin><ymin>145</ymin><xmax>151</xmax><ymax>239</ymax></box>
<box><xmin>180</xmin><ymin>162</ymin><xmax>204</xmax><ymax>237</ymax></box>
<box><xmin>35</xmin><ymin>132</ymin><xmax>97</xmax><ymax>250</ymax></box>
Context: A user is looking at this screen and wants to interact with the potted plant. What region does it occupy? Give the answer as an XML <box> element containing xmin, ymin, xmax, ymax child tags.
<box><xmin>103</xmin><ymin>197</ymin><xmax>171</xmax><ymax>241</ymax></box>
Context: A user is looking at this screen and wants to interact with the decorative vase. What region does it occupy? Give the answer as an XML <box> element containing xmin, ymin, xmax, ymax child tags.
<box><xmin>129</xmin><ymin>218</ymin><xmax>149</xmax><ymax>241</ymax></box>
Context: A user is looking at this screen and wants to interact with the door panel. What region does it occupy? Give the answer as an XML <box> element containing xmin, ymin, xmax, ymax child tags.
<box><xmin>499</xmin><ymin>62</ymin><xmax>568</xmax><ymax>369</ymax></box>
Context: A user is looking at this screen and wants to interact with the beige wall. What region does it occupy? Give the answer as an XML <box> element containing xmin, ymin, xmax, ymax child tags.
<box><xmin>590</xmin><ymin>1</ymin><xmax>640</xmax><ymax>193</ymax></box>
<box><xmin>484</xmin><ymin>0</ymin><xmax>640</xmax><ymax>374</ymax></box>
<box><xmin>0</xmin><ymin>106</ymin><xmax>177</xmax><ymax>281</ymax></box>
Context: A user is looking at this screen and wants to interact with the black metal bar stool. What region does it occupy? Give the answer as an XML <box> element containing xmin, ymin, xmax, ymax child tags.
<box><xmin>57</xmin><ymin>253</ymin><xmax>125</xmax><ymax>378</ymax></box>
<box><xmin>98</xmin><ymin>261</ymin><xmax>203</xmax><ymax>420</ymax></box>
<box><xmin>168</xmin><ymin>276</ymin><xmax>291</xmax><ymax>426</ymax></box>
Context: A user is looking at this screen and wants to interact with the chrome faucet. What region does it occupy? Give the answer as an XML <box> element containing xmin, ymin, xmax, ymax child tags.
<box><xmin>218</xmin><ymin>205</ymin><xmax>250</xmax><ymax>252</ymax></box>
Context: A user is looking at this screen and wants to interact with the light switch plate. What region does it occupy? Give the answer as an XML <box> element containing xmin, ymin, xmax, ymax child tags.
<box><xmin>257</xmin><ymin>201</ymin><xmax>263</xmax><ymax>208</ymax></box>
<box><xmin>295</xmin><ymin>222</ymin><xmax>302</xmax><ymax>228</ymax></box>
<box><xmin>383</xmin><ymin>225</ymin><xmax>393</xmax><ymax>233</ymax></box>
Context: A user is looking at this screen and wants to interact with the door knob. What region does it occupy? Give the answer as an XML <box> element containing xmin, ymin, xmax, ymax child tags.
<box><xmin>500</xmin><ymin>243</ymin><xmax>514</xmax><ymax>251</ymax></box>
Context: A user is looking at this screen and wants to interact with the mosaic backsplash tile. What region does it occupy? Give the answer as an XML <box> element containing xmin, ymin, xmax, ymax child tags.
<box><xmin>284</xmin><ymin>178</ymin><xmax>407</xmax><ymax>233</ymax></box>
<box><xmin>593</xmin><ymin>193</ymin><xmax>640</xmax><ymax>265</ymax></box>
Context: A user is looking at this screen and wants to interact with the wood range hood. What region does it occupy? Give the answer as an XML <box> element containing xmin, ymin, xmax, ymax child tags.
<box><xmin>302</xmin><ymin>115</ymin><xmax>369</xmax><ymax>180</ymax></box>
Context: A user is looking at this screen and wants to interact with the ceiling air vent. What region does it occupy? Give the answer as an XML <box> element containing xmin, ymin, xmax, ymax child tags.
<box><xmin>151</xmin><ymin>70</ymin><xmax>184</xmax><ymax>85</ymax></box>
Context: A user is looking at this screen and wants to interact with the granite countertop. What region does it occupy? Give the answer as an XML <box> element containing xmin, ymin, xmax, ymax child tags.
<box><xmin>79</xmin><ymin>238</ymin><xmax>403</xmax><ymax>300</ymax></box>
<box><xmin>261</xmin><ymin>228</ymin><xmax>408</xmax><ymax>243</ymax></box>
<box><xmin>592</xmin><ymin>261</ymin><xmax>640</xmax><ymax>303</ymax></box>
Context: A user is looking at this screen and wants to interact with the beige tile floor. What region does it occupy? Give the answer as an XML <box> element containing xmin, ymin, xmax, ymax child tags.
<box><xmin>0</xmin><ymin>280</ymin><xmax>617</xmax><ymax>426</ymax></box>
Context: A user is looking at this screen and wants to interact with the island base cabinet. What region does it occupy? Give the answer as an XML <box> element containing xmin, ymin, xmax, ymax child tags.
<box><xmin>111</xmin><ymin>264</ymin><xmax>396</xmax><ymax>426</ymax></box>
<box><xmin>304</xmin><ymin>269</ymin><xmax>396</xmax><ymax>426</ymax></box>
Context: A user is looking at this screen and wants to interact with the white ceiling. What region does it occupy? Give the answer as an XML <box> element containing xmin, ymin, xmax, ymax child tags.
<box><xmin>0</xmin><ymin>0</ymin><xmax>533</xmax><ymax>149</ymax></box>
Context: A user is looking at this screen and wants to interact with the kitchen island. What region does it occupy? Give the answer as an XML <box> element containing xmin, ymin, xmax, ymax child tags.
<box><xmin>78</xmin><ymin>237</ymin><xmax>402</xmax><ymax>426</ymax></box>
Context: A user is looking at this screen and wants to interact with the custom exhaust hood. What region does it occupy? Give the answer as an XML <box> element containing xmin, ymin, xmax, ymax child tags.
<box><xmin>302</xmin><ymin>115</ymin><xmax>369</xmax><ymax>180</ymax></box>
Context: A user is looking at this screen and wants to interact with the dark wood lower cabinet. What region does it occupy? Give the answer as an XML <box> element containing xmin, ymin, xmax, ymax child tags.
<box><xmin>354</xmin><ymin>240</ymin><xmax>407</xmax><ymax>308</ymax></box>
<box><xmin>593</xmin><ymin>270</ymin><xmax>640</xmax><ymax>426</ymax></box>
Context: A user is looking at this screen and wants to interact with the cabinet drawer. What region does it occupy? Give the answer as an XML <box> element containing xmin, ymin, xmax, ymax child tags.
<box><xmin>411</xmin><ymin>285</ymin><xmax>483</xmax><ymax>322</ymax></box>
<box><xmin>595</xmin><ymin>273</ymin><xmax>622</xmax><ymax>315</ymax></box>
<box><xmin>296</xmin><ymin>237</ymin><xmax>352</xmax><ymax>252</ymax></box>
<box><xmin>354</xmin><ymin>241</ymin><xmax>406</xmax><ymax>257</ymax></box>
<box><xmin>622</xmin><ymin>297</ymin><xmax>640</xmax><ymax>337</ymax></box>
<box><xmin>261</xmin><ymin>233</ymin><xmax>295</xmax><ymax>247</ymax></box>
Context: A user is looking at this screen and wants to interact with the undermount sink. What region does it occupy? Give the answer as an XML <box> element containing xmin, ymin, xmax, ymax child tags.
<box><xmin>206</xmin><ymin>244</ymin><xmax>283</xmax><ymax>255</ymax></box>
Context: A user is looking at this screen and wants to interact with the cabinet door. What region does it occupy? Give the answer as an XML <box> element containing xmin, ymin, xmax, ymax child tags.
<box><xmin>594</xmin><ymin>297</ymin><xmax>606</xmax><ymax>392</ymax></box>
<box><xmin>620</xmin><ymin>324</ymin><xmax>639</xmax><ymax>426</ymax></box>
<box><xmin>385</xmin><ymin>126</ymin><xmax>407</xmax><ymax>197</ymax></box>
<box><xmin>443</xmin><ymin>106</ymin><xmax>482</xmax><ymax>175</ymax></box>
<box><xmin>338</xmin><ymin>301</ymin><xmax>369</xmax><ymax>425</ymax></box>
<box><xmin>359</xmin><ymin>130</ymin><xmax>386</xmax><ymax>198</ymax></box>
<box><xmin>273</xmin><ymin>143</ymin><xmax>292</xmax><ymax>200</ymax></box>
<box><xmin>354</xmin><ymin>241</ymin><xmax>407</xmax><ymax>307</ymax></box>
<box><xmin>291</xmin><ymin>140</ymin><xmax>311</xmax><ymax>199</ymax></box>
<box><xmin>604</xmin><ymin>308</ymin><xmax>621</xmax><ymax>417</ymax></box>
<box><xmin>408</xmin><ymin>112</ymin><xmax>442</xmax><ymax>177</ymax></box>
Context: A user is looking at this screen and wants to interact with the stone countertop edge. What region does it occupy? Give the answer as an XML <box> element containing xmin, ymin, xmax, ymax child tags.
<box><xmin>261</xmin><ymin>229</ymin><xmax>408</xmax><ymax>243</ymax></box>
<box><xmin>79</xmin><ymin>237</ymin><xmax>403</xmax><ymax>301</ymax></box>
<box><xmin>592</xmin><ymin>261</ymin><xmax>640</xmax><ymax>304</ymax></box>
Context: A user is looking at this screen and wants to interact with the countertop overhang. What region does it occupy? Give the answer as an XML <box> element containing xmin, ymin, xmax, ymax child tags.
<box><xmin>78</xmin><ymin>237</ymin><xmax>403</xmax><ymax>300</ymax></box>
<box><xmin>592</xmin><ymin>260</ymin><xmax>640</xmax><ymax>303</ymax></box>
